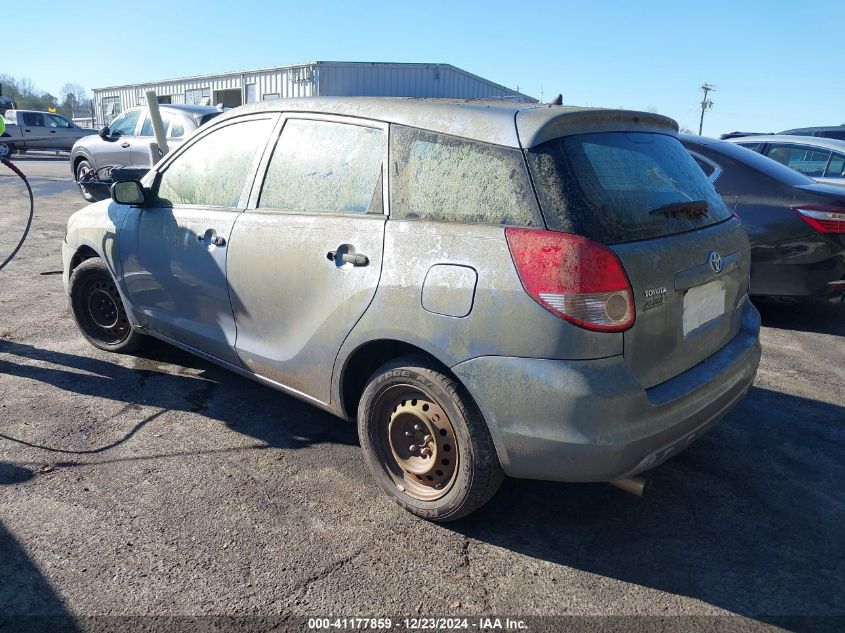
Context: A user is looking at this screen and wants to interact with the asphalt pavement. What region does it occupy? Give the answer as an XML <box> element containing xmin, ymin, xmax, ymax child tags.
<box><xmin>0</xmin><ymin>157</ymin><xmax>843</xmax><ymax>632</ymax></box>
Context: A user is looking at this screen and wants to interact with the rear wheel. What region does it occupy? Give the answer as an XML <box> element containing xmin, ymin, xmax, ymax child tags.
<box><xmin>75</xmin><ymin>159</ymin><xmax>96</xmax><ymax>202</ymax></box>
<box><xmin>357</xmin><ymin>356</ymin><xmax>504</xmax><ymax>521</ymax></box>
<box><xmin>69</xmin><ymin>257</ymin><xmax>144</xmax><ymax>353</ymax></box>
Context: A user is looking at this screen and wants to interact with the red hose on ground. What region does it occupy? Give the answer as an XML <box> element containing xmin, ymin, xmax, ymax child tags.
<box><xmin>0</xmin><ymin>158</ymin><xmax>34</xmax><ymax>272</ymax></box>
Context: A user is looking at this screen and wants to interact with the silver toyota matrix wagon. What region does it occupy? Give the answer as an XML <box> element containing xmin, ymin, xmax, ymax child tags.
<box><xmin>62</xmin><ymin>98</ymin><xmax>762</xmax><ymax>521</ymax></box>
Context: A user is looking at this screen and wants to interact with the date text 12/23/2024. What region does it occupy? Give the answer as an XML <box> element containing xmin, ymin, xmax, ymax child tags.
<box><xmin>307</xmin><ymin>617</ymin><xmax>529</xmax><ymax>630</ymax></box>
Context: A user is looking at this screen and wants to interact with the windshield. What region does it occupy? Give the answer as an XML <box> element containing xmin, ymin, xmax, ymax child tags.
<box><xmin>527</xmin><ymin>132</ymin><xmax>732</xmax><ymax>244</ymax></box>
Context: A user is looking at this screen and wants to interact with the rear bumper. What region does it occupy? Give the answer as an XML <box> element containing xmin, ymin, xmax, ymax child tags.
<box><xmin>750</xmin><ymin>241</ymin><xmax>845</xmax><ymax>298</ymax></box>
<box><xmin>452</xmin><ymin>298</ymin><xmax>761</xmax><ymax>482</ymax></box>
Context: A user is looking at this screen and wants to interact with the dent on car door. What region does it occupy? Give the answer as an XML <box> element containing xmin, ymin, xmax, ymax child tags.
<box><xmin>226</xmin><ymin>116</ymin><xmax>388</xmax><ymax>402</ymax></box>
<box><xmin>116</xmin><ymin>115</ymin><xmax>277</xmax><ymax>364</ymax></box>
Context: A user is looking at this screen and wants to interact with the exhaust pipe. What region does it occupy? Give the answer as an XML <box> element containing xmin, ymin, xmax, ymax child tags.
<box><xmin>609</xmin><ymin>476</ymin><xmax>648</xmax><ymax>497</ymax></box>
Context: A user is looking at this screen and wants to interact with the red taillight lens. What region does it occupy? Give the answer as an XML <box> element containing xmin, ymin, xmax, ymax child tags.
<box><xmin>505</xmin><ymin>227</ymin><xmax>635</xmax><ymax>332</ymax></box>
<box><xmin>793</xmin><ymin>204</ymin><xmax>845</xmax><ymax>234</ymax></box>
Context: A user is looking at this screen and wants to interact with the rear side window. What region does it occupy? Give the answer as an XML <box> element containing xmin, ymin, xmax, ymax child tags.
<box><xmin>140</xmin><ymin>112</ymin><xmax>172</xmax><ymax>137</ymax></box>
<box><xmin>391</xmin><ymin>126</ymin><xmax>542</xmax><ymax>227</ymax></box>
<box><xmin>21</xmin><ymin>112</ymin><xmax>45</xmax><ymax>126</ymax></box>
<box><xmin>157</xmin><ymin>118</ymin><xmax>272</xmax><ymax>208</ymax></box>
<box><xmin>259</xmin><ymin>119</ymin><xmax>384</xmax><ymax>214</ymax></box>
<box><xmin>527</xmin><ymin>132</ymin><xmax>731</xmax><ymax>244</ymax></box>
<box><xmin>738</xmin><ymin>142</ymin><xmax>762</xmax><ymax>152</ymax></box>
<box><xmin>826</xmin><ymin>153</ymin><xmax>845</xmax><ymax>178</ymax></box>
<box><xmin>765</xmin><ymin>144</ymin><xmax>830</xmax><ymax>177</ymax></box>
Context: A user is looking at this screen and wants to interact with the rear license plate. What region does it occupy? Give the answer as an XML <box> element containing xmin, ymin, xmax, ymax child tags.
<box><xmin>683</xmin><ymin>279</ymin><xmax>726</xmax><ymax>336</ymax></box>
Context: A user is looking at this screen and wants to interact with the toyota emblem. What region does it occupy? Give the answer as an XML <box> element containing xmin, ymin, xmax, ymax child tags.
<box><xmin>709</xmin><ymin>251</ymin><xmax>722</xmax><ymax>274</ymax></box>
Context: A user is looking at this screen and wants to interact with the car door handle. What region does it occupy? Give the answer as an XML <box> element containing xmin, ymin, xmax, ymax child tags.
<box><xmin>50</xmin><ymin>130</ymin><xmax>57</xmax><ymax>133</ymax></box>
<box><xmin>327</xmin><ymin>250</ymin><xmax>368</xmax><ymax>266</ymax></box>
<box><xmin>120</xmin><ymin>142</ymin><xmax>130</xmax><ymax>148</ymax></box>
<box><xmin>198</xmin><ymin>229</ymin><xmax>226</xmax><ymax>247</ymax></box>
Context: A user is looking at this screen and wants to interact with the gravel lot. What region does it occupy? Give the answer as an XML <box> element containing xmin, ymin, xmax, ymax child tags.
<box><xmin>1</xmin><ymin>157</ymin><xmax>843</xmax><ymax>631</ymax></box>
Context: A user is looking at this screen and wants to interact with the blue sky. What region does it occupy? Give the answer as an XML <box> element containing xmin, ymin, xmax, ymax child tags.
<box><xmin>9</xmin><ymin>0</ymin><xmax>844</xmax><ymax>136</ymax></box>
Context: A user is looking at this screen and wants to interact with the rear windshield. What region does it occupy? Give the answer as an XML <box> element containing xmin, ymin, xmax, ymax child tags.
<box><xmin>527</xmin><ymin>132</ymin><xmax>732</xmax><ymax>244</ymax></box>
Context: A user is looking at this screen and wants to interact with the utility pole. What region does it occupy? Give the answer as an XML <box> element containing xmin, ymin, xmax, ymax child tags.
<box><xmin>698</xmin><ymin>82</ymin><xmax>715</xmax><ymax>135</ymax></box>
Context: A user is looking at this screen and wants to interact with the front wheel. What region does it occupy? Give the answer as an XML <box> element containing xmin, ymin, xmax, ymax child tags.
<box><xmin>357</xmin><ymin>355</ymin><xmax>504</xmax><ymax>522</ymax></box>
<box><xmin>68</xmin><ymin>257</ymin><xmax>144</xmax><ymax>353</ymax></box>
<box><xmin>75</xmin><ymin>159</ymin><xmax>96</xmax><ymax>202</ymax></box>
<box><xmin>0</xmin><ymin>142</ymin><xmax>12</xmax><ymax>160</ymax></box>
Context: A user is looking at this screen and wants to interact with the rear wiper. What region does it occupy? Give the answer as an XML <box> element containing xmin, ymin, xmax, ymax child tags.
<box><xmin>648</xmin><ymin>199</ymin><xmax>709</xmax><ymax>217</ymax></box>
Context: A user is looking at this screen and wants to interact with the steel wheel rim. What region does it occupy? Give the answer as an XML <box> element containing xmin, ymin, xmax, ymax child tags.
<box><xmin>374</xmin><ymin>386</ymin><xmax>459</xmax><ymax>502</ymax></box>
<box><xmin>82</xmin><ymin>275</ymin><xmax>130</xmax><ymax>343</ymax></box>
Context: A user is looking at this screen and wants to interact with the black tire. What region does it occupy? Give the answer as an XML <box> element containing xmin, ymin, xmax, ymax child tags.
<box><xmin>68</xmin><ymin>257</ymin><xmax>144</xmax><ymax>354</ymax></box>
<box><xmin>0</xmin><ymin>141</ymin><xmax>12</xmax><ymax>160</ymax></box>
<box><xmin>357</xmin><ymin>355</ymin><xmax>504</xmax><ymax>522</ymax></box>
<box><xmin>75</xmin><ymin>159</ymin><xmax>96</xmax><ymax>202</ymax></box>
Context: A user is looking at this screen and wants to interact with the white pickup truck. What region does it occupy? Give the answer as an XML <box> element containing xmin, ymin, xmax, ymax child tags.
<box><xmin>1</xmin><ymin>110</ymin><xmax>96</xmax><ymax>158</ymax></box>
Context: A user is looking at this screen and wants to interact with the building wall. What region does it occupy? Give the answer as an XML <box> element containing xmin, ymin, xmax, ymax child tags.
<box><xmin>93</xmin><ymin>62</ymin><xmax>532</xmax><ymax>126</ymax></box>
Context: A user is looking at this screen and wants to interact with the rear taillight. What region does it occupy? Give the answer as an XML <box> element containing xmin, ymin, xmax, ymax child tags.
<box><xmin>793</xmin><ymin>204</ymin><xmax>845</xmax><ymax>234</ymax></box>
<box><xmin>505</xmin><ymin>227</ymin><xmax>635</xmax><ymax>332</ymax></box>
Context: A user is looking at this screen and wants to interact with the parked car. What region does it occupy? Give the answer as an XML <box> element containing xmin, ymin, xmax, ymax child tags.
<box><xmin>780</xmin><ymin>125</ymin><xmax>845</xmax><ymax>141</ymax></box>
<box><xmin>682</xmin><ymin>135</ymin><xmax>845</xmax><ymax>299</ymax></box>
<box><xmin>63</xmin><ymin>99</ymin><xmax>761</xmax><ymax>521</ymax></box>
<box><xmin>70</xmin><ymin>103</ymin><xmax>223</xmax><ymax>201</ymax></box>
<box><xmin>0</xmin><ymin>109</ymin><xmax>96</xmax><ymax>158</ymax></box>
<box><xmin>725</xmin><ymin>134</ymin><xmax>845</xmax><ymax>186</ymax></box>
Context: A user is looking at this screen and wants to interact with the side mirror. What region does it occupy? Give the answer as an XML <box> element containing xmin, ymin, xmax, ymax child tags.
<box><xmin>98</xmin><ymin>126</ymin><xmax>111</xmax><ymax>140</ymax></box>
<box><xmin>111</xmin><ymin>180</ymin><xmax>147</xmax><ymax>206</ymax></box>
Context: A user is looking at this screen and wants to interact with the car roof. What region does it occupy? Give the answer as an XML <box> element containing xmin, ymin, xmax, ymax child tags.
<box><xmin>123</xmin><ymin>104</ymin><xmax>221</xmax><ymax>116</ymax></box>
<box><xmin>217</xmin><ymin>97</ymin><xmax>679</xmax><ymax>148</ymax></box>
<box><xmin>724</xmin><ymin>134</ymin><xmax>845</xmax><ymax>152</ymax></box>
<box><xmin>780</xmin><ymin>126</ymin><xmax>845</xmax><ymax>134</ymax></box>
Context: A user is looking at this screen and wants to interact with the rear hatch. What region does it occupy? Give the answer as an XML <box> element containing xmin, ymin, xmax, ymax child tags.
<box><xmin>527</xmin><ymin>131</ymin><xmax>749</xmax><ymax>388</ymax></box>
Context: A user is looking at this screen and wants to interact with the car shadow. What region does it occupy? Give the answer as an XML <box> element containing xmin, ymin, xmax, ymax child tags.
<box><xmin>754</xmin><ymin>298</ymin><xmax>845</xmax><ymax>336</ymax></box>
<box><xmin>449</xmin><ymin>386</ymin><xmax>845</xmax><ymax>624</ymax></box>
<box><xmin>0</xmin><ymin>339</ymin><xmax>357</xmax><ymax>461</ymax></box>
<box><xmin>0</xmin><ymin>491</ymin><xmax>79</xmax><ymax>630</ymax></box>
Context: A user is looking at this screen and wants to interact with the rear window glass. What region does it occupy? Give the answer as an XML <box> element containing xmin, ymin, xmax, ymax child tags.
<box><xmin>527</xmin><ymin>132</ymin><xmax>732</xmax><ymax>243</ymax></box>
<box><xmin>391</xmin><ymin>126</ymin><xmax>542</xmax><ymax>227</ymax></box>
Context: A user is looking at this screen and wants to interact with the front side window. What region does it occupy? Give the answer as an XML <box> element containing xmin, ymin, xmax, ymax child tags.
<box><xmin>110</xmin><ymin>110</ymin><xmax>141</xmax><ymax>137</ymax></box>
<box><xmin>528</xmin><ymin>132</ymin><xmax>731</xmax><ymax>243</ymax></box>
<box><xmin>391</xmin><ymin>126</ymin><xmax>542</xmax><ymax>227</ymax></box>
<box><xmin>738</xmin><ymin>142</ymin><xmax>762</xmax><ymax>152</ymax></box>
<box><xmin>157</xmin><ymin>118</ymin><xmax>273</xmax><ymax>208</ymax></box>
<box><xmin>45</xmin><ymin>114</ymin><xmax>72</xmax><ymax>128</ymax></box>
<box><xmin>259</xmin><ymin>119</ymin><xmax>384</xmax><ymax>214</ymax></box>
<box><xmin>766</xmin><ymin>144</ymin><xmax>831</xmax><ymax>177</ymax></box>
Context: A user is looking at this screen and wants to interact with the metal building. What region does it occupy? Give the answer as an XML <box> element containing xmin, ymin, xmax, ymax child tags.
<box><xmin>93</xmin><ymin>61</ymin><xmax>535</xmax><ymax>125</ymax></box>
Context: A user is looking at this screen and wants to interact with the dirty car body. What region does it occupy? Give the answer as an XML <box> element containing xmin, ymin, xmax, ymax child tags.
<box><xmin>63</xmin><ymin>98</ymin><xmax>761</xmax><ymax>519</ymax></box>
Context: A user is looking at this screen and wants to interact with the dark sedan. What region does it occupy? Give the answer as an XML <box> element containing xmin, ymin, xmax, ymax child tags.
<box><xmin>681</xmin><ymin>134</ymin><xmax>845</xmax><ymax>300</ymax></box>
